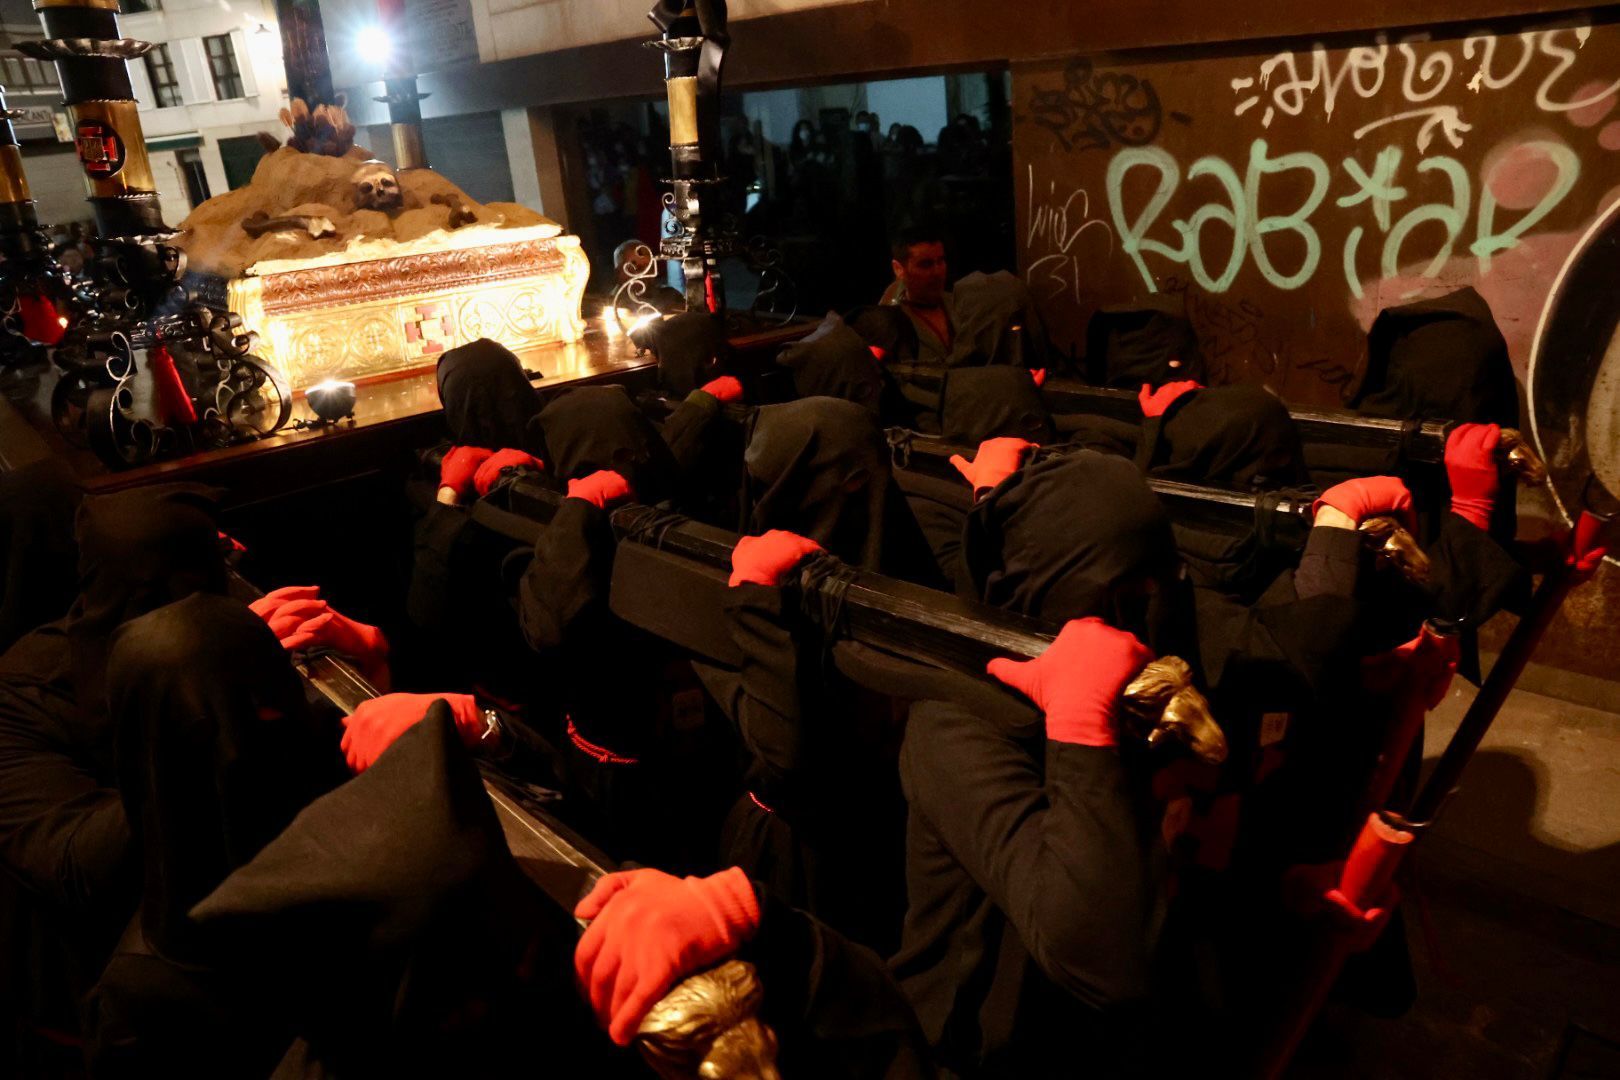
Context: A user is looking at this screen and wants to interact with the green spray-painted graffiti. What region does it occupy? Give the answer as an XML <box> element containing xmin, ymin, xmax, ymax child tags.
<box><xmin>1106</xmin><ymin>138</ymin><xmax>1579</xmax><ymax>295</ymax></box>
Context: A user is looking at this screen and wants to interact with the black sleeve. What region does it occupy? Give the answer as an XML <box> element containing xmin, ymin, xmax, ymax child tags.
<box><xmin>1424</xmin><ymin>512</ymin><xmax>1531</xmax><ymax>626</ymax></box>
<box><xmin>1195</xmin><ymin>525</ymin><xmax>1364</xmax><ymax>696</ymax></box>
<box><xmin>1292</xmin><ymin>524</ymin><xmax>1363</xmax><ymax>601</ymax></box>
<box><xmin>745</xmin><ymin>886</ymin><xmax>936</xmax><ymax>1079</ymax></box>
<box><xmin>660</xmin><ymin>389</ymin><xmax>724</xmax><ymax>476</ymax></box>
<box><xmin>516</xmin><ymin>498</ymin><xmax>613</xmax><ymax>654</ymax></box>
<box><xmin>0</xmin><ymin>689</ymin><xmax>133</xmax><ymax>913</ymax></box>
<box><xmin>899</xmin><ymin>700</ymin><xmax>1155</xmax><ymax>1010</ymax></box>
<box><xmin>721</xmin><ymin>583</ymin><xmax>814</xmax><ymax>790</ymax></box>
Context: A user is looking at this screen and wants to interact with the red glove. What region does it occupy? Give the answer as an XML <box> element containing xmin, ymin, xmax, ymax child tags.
<box><xmin>729</xmin><ymin>530</ymin><xmax>823</xmax><ymax>587</ymax></box>
<box><xmin>567</xmin><ymin>470</ymin><xmax>633</xmax><ymax>510</ymax></box>
<box><xmin>1445</xmin><ymin>423</ymin><xmax>1500</xmax><ymax>531</ymax></box>
<box><xmin>473</xmin><ymin>448</ymin><xmax>544</xmax><ymax>497</ymax></box>
<box><xmin>574</xmin><ymin>866</ymin><xmax>760</xmax><ymax>1046</ymax></box>
<box><xmin>1030</xmin><ymin>368</ymin><xmax>1047</xmax><ymax>388</ymax></box>
<box><xmin>949</xmin><ymin>437</ymin><xmax>1037</xmax><ymax>497</ymax></box>
<box><xmin>278</xmin><ymin>603</ymin><xmax>390</xmax><ymax>684</ymax></box>
<box><xmin>438</xmin><ymin>445</ymin><xmax>494</xmax><ymax>504</ymax></box>
<box><xmin>1138</xmin><ymin>379</ymin><xmax>1202</xmax><ymax>418</ymax></box>
<box><xmin>868</xmin><ymin>344</ymin><xmax>887</xmax><ymax>361</ymax></box>
<box><xmin>1312</xmin><ymin>476</ymin><xmax>1416</xmax><ymax>532</ymax></box>
<box><xmin>986</xmin><ymin>616</ymin><xmax>1152</xmax><ymax>747</ymax></box>
<box><xmin>340</xmin><ymin>691</ymin><xmax>483</xmax><ymax>773</ymax></box>
<box><xmin>698</xmin><ymin>375</ymin><xmax>743</xmax><ymax>403</ymax></box>
<box><xmin>249</xmin><ymin>584</ymin><xmax>321</xmax><ymax>626</ymax></box>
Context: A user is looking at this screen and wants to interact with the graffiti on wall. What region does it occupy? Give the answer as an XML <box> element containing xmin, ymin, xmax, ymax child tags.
<box><xmin>1015</xmin><ymin>18</ymin><xmax>1620</xmax><ymax>397</ymax></box>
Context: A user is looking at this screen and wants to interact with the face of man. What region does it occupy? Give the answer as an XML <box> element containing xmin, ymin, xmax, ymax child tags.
<box><xmin>893</xmin><ymin>241</ymin><xmax>947</xmax><ymax>307</ymax></box>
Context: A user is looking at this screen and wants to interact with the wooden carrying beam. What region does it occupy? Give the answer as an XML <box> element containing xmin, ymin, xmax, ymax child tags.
<box><xmin>498</xmin><ymin>477</ymin><xmax>1227</xmax><ymax>763</ymax></box>
<box><xmin>887</xmin><ymin>366</ymin><xmax>1452</xmax><ymax>463</ymax></box>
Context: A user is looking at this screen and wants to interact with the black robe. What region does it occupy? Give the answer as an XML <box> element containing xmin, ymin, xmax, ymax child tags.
<box><xmin>435</xmin><ymin>337</ymin><xmax>542</xmax><ymax>451</ymax></box>
<box><xmin>1082</xmin><ymin>296</ymin><xmax>1207</xmax><ymax>388</ymax></box>
<box><xmin>894</xmin><ymin>452</ymin><xmax>1179</xmax><ymax>1076</ymax></box>
<box><xmin>84</xmin><ymin>592</ymin><xmax>344</xmax><ymax>1077</ymax></box>
<box><xmin>0</xmin><ymin>486</ymin><xmax>230</xmax><ymax>1070</ymax></box>
<box><xmin>0</xmin><ymin>456</ymin><xmax>81</xmax><ymax>654</ymax></box>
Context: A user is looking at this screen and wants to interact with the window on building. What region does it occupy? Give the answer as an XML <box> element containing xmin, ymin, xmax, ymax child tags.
<box><xmin>177</xmin><ymin>148</ymin><xmax>211</xmax><ymax>208</ymax></box>
<box><xmin>143</xmin><ymin>43</ymin><xmax>182</xmax><ymax>108</ymax></box>
<box><xmin>122</xmin><ymin>0</ymin><xmax>161</xmax><ymax>11</ymax></box>
<box><xmin>204</xmin><ymin>34</ymin><xmax>244</xmax><ymax>100</ymax></box>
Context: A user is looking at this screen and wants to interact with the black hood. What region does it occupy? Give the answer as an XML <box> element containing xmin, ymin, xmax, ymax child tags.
<box><xmin>1141</xmin><ymin>383</ymin><xmax>1310</xmax><ymax>491</ymax></box>
<box><xmin>529</xmin><ymin>385</ymin><xmax>680</xmax><ymax>504</ymax></box>
<box><xmin>961</xmin><ymin>451</ymin><xmax>1183</xmax><ymax>651</ymax></box>
<box><xmin>940</xmin><ymin>365</ymin><xmax>1055</xmax><ymax>446</ymax></box>
<box><xmin>631</xmin><ymin>310</ymin><xmax>729</xmax><ymax>397</ymax></box>
<box><xmin>743</xmin><ymin>397</ymin><xmax>890</xmax><ymax>570</ymax></box>
<box><xmin>1351</xmin><ymin>286</ymin><xmax>1519</xmax><ymax>426</ymax></box>
<box><xmin>776</xmin><ymin>311</ymin><xmax>887</xmax><ymax>417</ymax></box>
<box><xmin>1084</xmin><ymin>295</ymin><xmax>1206</xmax><ymax>388</ymax></box>
<box><xmin>436</xmin><ymin>339</ymin><xmax>540</xmax><ymax>450</ymax></box>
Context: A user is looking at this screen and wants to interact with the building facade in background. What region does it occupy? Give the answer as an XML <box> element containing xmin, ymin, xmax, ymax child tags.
<box><xmin>123</xmin><ymin>0</ymin><xmax>289</xmax><ymax>223</ymax></box>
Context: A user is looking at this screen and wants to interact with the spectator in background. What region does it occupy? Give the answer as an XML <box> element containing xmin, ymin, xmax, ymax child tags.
<box><xmin>882</xmin><ymin>226</ymin><xmax>957</xmax><ymax>364</ymax></box>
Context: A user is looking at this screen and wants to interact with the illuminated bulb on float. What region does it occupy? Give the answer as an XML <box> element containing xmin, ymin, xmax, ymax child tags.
<box><xmin>601</xmin><ymin>304</ymin><xmax>621</xmax><ymax>337</ymax></box>
<box><xmin>306</xmin><ymin>379</ymin><xmax>357</xmax><ymax>422</ymax></box>
<box><xmin>629</xmin><ymin>312</ymin><xmax>657</xmax><ymax>335</ymax></box>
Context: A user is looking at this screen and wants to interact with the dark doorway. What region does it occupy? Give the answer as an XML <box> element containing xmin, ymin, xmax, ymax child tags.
<box><xmin>177</xmin><ymin>148</ymin><xmax>211</xmax><ymax>208</ymax></box>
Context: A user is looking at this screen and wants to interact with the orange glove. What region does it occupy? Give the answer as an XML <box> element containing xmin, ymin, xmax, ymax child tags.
<box><xmin>699</xmin><ymin>375</ymin><xmax>743</xmax><ymax>403</ymax></box>
<box><xmin>566</xmin><ymin>469</ymin><xmax>633</xmax><ymax>510</ymax></box>
<box><xmin>438</xmin><ymin>445</ymin><xmax>494</xmax><ymax>504</ymax></box>
<box><xmin>340</xmin><ymin>691</ymin><xmax>483</xmax><ymax>773</ymax></box>
<box><xmin>1444</xmin><ymin>423</ymin><xmax>1500</xmax><ymax>531</ymax></box>
<box><xmin>574</xmin><ymin>867</ymin><xmax>761</xmax><ymax>1046</ymax></box>
<box><xmin>1138</xmin><ymin>379</ymin><xmax>1202</xmax><ymax>418</ymax></box>
<box><xmin>473</xmin><ymin>449</ymin><xmax>544</xmax><ymax>497</ymax></box>
<box><xmin>1029</xmin><ymin>368</ymin><xmax>1047</xmax><ymax>388</ymax></box>
<box><xmin>949</xmin><ymin>437</ymin><xmax>1037</xmax><ymax>497</ymax></box>
<box><xmin>986</xmin><ymin>617</ymin><xmax>1152</xmax><ymax>747</ymax></box>
<box><xmin>729</xmin><ymin>530</ymin><xmax>824</xmax><ymax>587</ymax></box>
<box><xmin>1312</xmin><ymin>476</ymin><xmax>1417</xmax><ymax>532</ymax></box>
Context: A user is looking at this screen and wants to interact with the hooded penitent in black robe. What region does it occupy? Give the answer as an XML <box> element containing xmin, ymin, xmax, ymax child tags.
<box><xmin>890</xmin><ymin>367</ymin><xmax>1062</xmax><ymax>595</ymax></box>
<box><xmin>515</xmin><ymin>386</ymin><xmax>729</xmax><ymax>867</ymax></box>
<box><xmin>435</xmin><ymin>337</ymin><xmax>542</xmax><ymax>451</ymax></box>
<box><xmin>83</xmin><ymin>592</ymin><xmax>344</xmax><ymax>1077</ymax></box>
<box><xmin>892</xmin><ymin>452</ymin><xmax>1179</xmax><ymax>1078</ymax></box>
<box><xmin>630</xmin><ymin>309</ymin><xmax>730</xmax><ymax>398</ymax></box>
<box><xmin>0</xmin><ymin>486</ymin><xmax>228</xmax><ymax>1072</ymax></box>
<box><xmin>1329</xmin><ymin>286</ymin><xmax>1519</xmax><ymax>541</ymax></box>
<box><xmin>944</xmin><ymin>270</ymin><xmax>1053</xmax><ymax>371</ymax></box>
<box><xmin>1135</xmin><ymin>383</ymin><xmax>1315</xmax><ymax>603</ymax></box>
<box><xmin>174</xmin><ymin>709</ymin><xmax>613</xmax><ymax>1079</ymax></box>
<box><xmin>691</xmin><ymin>398</ymin><xmax>922</xmax><ymax>952</ymax></box>
<box><xmin>0</xmin><ymin>457</ymin><xmax>81</xmax><ymax>654</ymax></box>
<box><xmin>408</xmin><ymin>338</ymin><xmax>548</xmax><ymax>694</ymax></box>
<box><xmin>1082</xmin><ymin>295</ymin><xmax>1207</xmax><ymax>389</ymax></box>
<box><xmin>776</xmin><ymin>311</ymin><xmax>914</xmax><ymax>426</ymax></box>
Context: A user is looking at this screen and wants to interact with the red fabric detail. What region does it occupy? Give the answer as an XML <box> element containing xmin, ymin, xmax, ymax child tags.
<box><xmin>566</xmin><ymin>469</ymin><xmax>633</xmax><ymax>510</ymax></box>
<box><xmin>748</xmin><ymin>791</ymin><xmax>774</xmax><ymax>814</ymax></box>
<box><xmin>17</xmin><ymin>294</ymin><xmax>67</xmax><ymax>345</ymax></box>
<box><xmin>146</xmin><ymin>346</ymin><xmax>198</xmax><ymax>426</ymax></box>
<box><xmin>567</xmin><ymin>717</ymin><xmax>639</xmax><ymax>765</ymax></box>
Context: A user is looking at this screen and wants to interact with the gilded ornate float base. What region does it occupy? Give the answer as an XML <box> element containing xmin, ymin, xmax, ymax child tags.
<box><xmin>227</xmin><ymin>229</ymin><xmax>589</xmax><ymax>390</ymax></box>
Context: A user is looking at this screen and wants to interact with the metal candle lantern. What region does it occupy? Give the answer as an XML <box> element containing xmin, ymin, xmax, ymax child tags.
<box><xmin>21</xmin><ymin>0</ymin><xmax>291</xmax><ymax>467</ymax></box>
<box><xmin>612</xmin><ymin>2</ymin><xmax>794</xmax><ymax>332</ymax></box>
<box><xmin>647</xmin><ymin>0</ymin><xmax>730</xmax><ymax>313</ymax></box>
<box><xmin>0</xmin><ymin>82</ymin><xmax>72</xmax><ymax>364</ymax></box>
